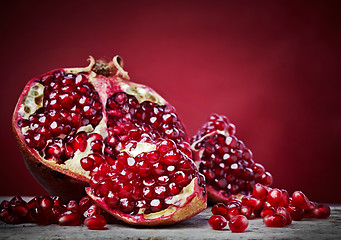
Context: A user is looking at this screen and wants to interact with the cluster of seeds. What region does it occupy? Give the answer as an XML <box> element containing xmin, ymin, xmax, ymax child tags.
<box><xmin>191</xmin><ymin>114</ymin><xmax>273</xmax><ymax>196</ymax></box>
<box><xmin>18</xmin><ymin>71</ymin><xmax>103</xmax><ymax>163</ymax></box>
<box><xmin>208</xmin><ymin>183</ymin><xmax>331</xmax><ymax>231</ymax></box>
<box><xmin>89</xmin><ymin>139</ymin><xmax>204</xmax><ymax>215</ymax></box>
<box><xmin>0</xmin><ymin>195</ymin><xmax>115</xmax><ymax>229</ymax></box>
<box><xmin>104</xmin><ymin>92</ymin><xmax>191</xmax><ymax>157</ymax></box>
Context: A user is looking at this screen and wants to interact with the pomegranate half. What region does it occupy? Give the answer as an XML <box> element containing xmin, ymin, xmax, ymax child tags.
<box><xmin>12</xmin><ymin>55</ymin><xmax>207</xmax><ymax>225</ymax></box>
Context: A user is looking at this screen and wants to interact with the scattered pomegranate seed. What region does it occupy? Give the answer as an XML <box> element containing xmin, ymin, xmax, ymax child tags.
<box><xmin>84</xmin><ymin>214</ymin><xmax>107</xmax><ymax>230</ymax></box>
<box><xmin>228</xmin><ymin>215</ymin><xmax>249</xmax><ymax>232</ymax></box>
<box><xmin>208</xmin><ymin>215</ymin><xmax>227</xmax><ymax>230</ymax></box>
<box><xmin>263</xmin><ymin>214</ymin><xmax>287</xmax><ymax>227</ymax></box>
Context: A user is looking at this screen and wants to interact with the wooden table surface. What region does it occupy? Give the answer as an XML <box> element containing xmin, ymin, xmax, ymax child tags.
<box><xmin>0</xmin><ymin>197</ymin><xmax>340</xmax><ymax>240</ymax></box>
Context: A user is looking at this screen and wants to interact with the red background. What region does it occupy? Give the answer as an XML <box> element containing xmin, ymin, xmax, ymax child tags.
<box><xmin>1</xmin><ymin>1</ymin><xmax>340</xmax><ymax>203</ymax></box>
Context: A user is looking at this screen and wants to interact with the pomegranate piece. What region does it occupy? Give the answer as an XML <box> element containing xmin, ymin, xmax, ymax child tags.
<box><xmin>86</xmin><ymin>138</ymin><xmax>206</xmax><ymax>225</ymax></box>
<box><xmin>228</xmin><ymin>215</ymin><xmax>249</xmax><ymax>232</ymax></box>
<box><xmin>84</xmin><ymin>214</ymin><xmax>107</xmax><ymax>230</ymax></box>
<box><xmin>13</xmin><ymin>55</ymin><xmax>207</xmax><ymax>225</ymax></box>
<box><xmin>208</xmin><ymin>215</ymin><xmax>227</xmax><ymax>230</ymax></box>
<box><xmin>263</xmin><ymin>214</ymin><xmax>287</xmax><ymax>227</ymax></box>
<box><xmin>190</xmin><ymin>114</ymin><xmax>272</xmax><ymax>203</ymax></box>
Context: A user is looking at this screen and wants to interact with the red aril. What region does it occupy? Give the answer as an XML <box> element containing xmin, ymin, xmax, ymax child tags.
<box><xmin>263</xmin><ymin>214</ymin><xmax>286</xmax><ymax>227</ymax></box>
<box><xmin>267</xmin><ymin>189</ymin><xmax>283</xmax><ymax>207</ymax></box>
<box><xmin>228</xmin><ymin>215</ymin><xmax>248</xmax><ymax>232</ymax></box>
<box><xmin>313</xmin><ymin>204</ymin><xmax>331</xmax><ymax>219</ymax></box>
<box><xmin>275</xmin><ymin>207</ymin><xmax>292</xmax><ymax>225</ymax></box>
<box><xmin>211</xmin><ymin>203</ymin><xmax>228</xmax><ymax>217</ymax></box>
<box><xmin>286</xmin><ymin>204</ymin><xmax>304</xmax><ymax>221</ymax></box>
<box><xmin>208</xmin><ymin>214</ymin><xmax>227</xmax><ymax>230</ymax></box>
<box><xmin>291</xmin><ymin>191</ymin><xmax>310</xmax><ymax>210</ymax></box>
<box><xmin>58</xmin><ymin>211</ymin><xmax>81</xmax><ymax>226</ymax></box>
<box><xmin>84</xmin><ymin>214</ymin><xmax>107</xmax><ymax>230</ymax></box>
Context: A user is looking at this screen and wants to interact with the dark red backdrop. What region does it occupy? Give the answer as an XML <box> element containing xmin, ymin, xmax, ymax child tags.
<box><xmin>1</xmin><ymin>0</ymin><xmax>340</xmax><ymax>203</ymax></box>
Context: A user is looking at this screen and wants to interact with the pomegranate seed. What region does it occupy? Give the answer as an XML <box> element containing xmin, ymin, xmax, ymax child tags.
<box><xmin>286</xmin><ymin>204</ymin><xmax>304</xmax><ymax>221</ymax></box>
<box><xmin>83</xmin><ymin>205</ymin><xmax>101</xmax><ymax>218</ymax></box>
<box><xmin>66</xmin><ymin>200</ymin><xmax>80</xmax><ymax>213</ymax></box>
<box><xmin>252</xmin><ymin>183</ymin><xmax>268</xmax><ymax>200</ymax></box>
<box><xmin>208</xmin><ymin>215</ymin><xmax>227</xmax><ymax>230</ymax></box>
<box><xmin>58</xmin><ymin>211</ymin><xmax>80</xmax><ymax>226</ymax></box>
<box><xmin>291</xmin><ymin>191</ymin><xmax>310</xmax><ymax>210</ymax></box>
<box><xmin>261</xmin><ymin>208</ymin><xmax>275</xmax><ymax>218</ymax></box>
<box><xmin>84</xmin><ymin>214</ymin><xmax>107</xmax><ymax>230</ymax></box>
<box><xmin>263</xmin><ymin>214</ymin><xmax>286</xmax><ymax>227</ymax></box>
<box><xmin>211</xmin><ymin>203</ymin><xmax>228</xmax><ymax>217</ymax></box>
<box><xmin>228</xmin><ymin>215</ymin><xmax>249</xmax><ymax>232</ymax></box>
<box><xmin>276</xmin><ymin>207</ymin><xmax>292</xmax><ymax>225</ymax></box>
<box><xmin>313</xmin><ymin>204</ymin><xmax>330</xmax><ymax>219</ymax></box>
<box><xmin>267</xmin><ymin>188</ymin><xmax>283</xmax><ymax>207</ymax></box>
<box><xmin>28</xmin><ymin>206</ymin><xmax>49</xmax><ymax>225</ymax></box>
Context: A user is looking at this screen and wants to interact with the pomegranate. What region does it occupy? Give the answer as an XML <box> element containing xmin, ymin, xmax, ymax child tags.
<box><xmin>190</xmin><ymin>113</ymin><xmax>273</xmax><ymax>203</ymax></box>
<box><xmin>12</xmin><ymin>55</ymin><xmax>206</xmax><ymax>225</ymax></box>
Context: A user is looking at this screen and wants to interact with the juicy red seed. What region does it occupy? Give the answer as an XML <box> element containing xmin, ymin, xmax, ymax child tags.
<box><xmin>291</xmin><ymin>191</ymin><xmax>310</xmax><ymax>210</ymax></box>
<box><xmin>276</xmin><ymin>207</ymin><xmax>292</xmax><ymax>225</ymax></box>
<box><xmin>242</xmin><ymin>196</ymin><xmax>262</xmax><ymax>209</ymax></box>
<box><xmin>105</xmin><ymin>192</ymin><xmax>119</xmax><ymax>209</ymax></box>
<box><xmin>281</xmin><ymin>189</ymin><xmax>290</xmax><ymax>207</ymax></box>
<box><xmin>286</xmin><ymin>204</ymin><xmax>304</xmax><ymax>221</ymax></box>
<box><xmin>157</xmin><ymin>140</ymin><xmax>176</xmax><ymax>153</ymax></box>
<box><xmin>226</xmin><ymin>206</ymin><xmax>240</xmax><ymax>221</ymax></box>
<box><xmin>162</xmin><ymin>150</ymin><xmax>181</xmax><ymax>165</ymax></box>
<box><xmin>261</xmin><ymin>208</ymin><xmax>275</xmax><ymax>218</ymax></box>
<box><xmin>39</xmin><ymin>197</ymin><xmax>53</xmax><ymax>211</ymax></box>
<box><xmin>28</xmin><ymin>206</ymin><xmax>49</xmax><ymax>225</ymax></box>
<box><xmin>84</xmin><ymin>214</ymin><xmax>107</xmax><ymax>230</ymax></box>
<box><xmin>67</xmin><ymin>200</ymin><xmax>79</xmax><ymax>213</ymax></box>
<box><xmin>78</xmin><ymin>196</ymin><xmax>92</xmax><ymax>213</ymax></box>
<box><xmin>267</xmin><ymin>189</ymin><xmax>283</xmax><ymax>207</ymax></box>
<box><xmin>263</xmin><ymin>214</ymin><xmax>287</xmax><ymax>227</ymax></box>
<box><xmin>252</xmin><ymin>183</ymin><xmax>268</xmax><ymax>200</ymax></box>
<box><xmin>80</xmin><ymin>157</ymin><xmax>96</xmax><ymax>171</ymax></box>
<box><xmin>240</xmin><ymin>205</ymin><xmax>252</xmax><ymax>219</ymax></box>
<box><xmin>58</xmin><ymin>211</ymin><xmax>80</xmax><ymax>226</ymax></box>
<box><xmin>313</xmin><ymin>204</ymin><xmax>331</xmax><ymax>219</ymax></box>
<box><xmin>211</xmin><ymin>203</ymin><xmax>228</xmax><ymax>216</ymax></box>
<box><xmin>11</xmin><ymin>204</ymin><xmax>29</xmax><ymax>217</ymax></box>
<box><xmin>228</xmin><ymin>215</ymin><xmax>249</xmax><ymax>232</ymax></box>
<box><xmin>208</xmin><ymin>215</ymin><xmax>227</xmax><ymax>230</ymax></box>
<box><xmin>83</xmin><ymin>205</ymin><xmax>102</xmax><ymax>218</ymax></box>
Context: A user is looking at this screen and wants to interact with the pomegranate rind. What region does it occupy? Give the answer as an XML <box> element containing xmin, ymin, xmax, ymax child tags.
<box><xmin>85</xmin><ymin>178</ymin><xmax>207</xmax><ymax>226</ymax></box>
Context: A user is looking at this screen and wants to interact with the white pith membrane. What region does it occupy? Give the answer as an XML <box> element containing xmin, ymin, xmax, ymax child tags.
<box><xmin>15</xmin><ymin>56</ymin><xmax>206</xmax><ymax>223</ymax></box>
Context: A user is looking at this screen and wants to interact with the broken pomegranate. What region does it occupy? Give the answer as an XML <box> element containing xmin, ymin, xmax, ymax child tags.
<box><xmin>190</xmin><ymin>114</ymin><xmax>273</xmax><ymax>203</ymax></box>
<box><xmin>12</xmin><ymin>55</ymin><xmax>206</xmax><ymax>225</ymax></box>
